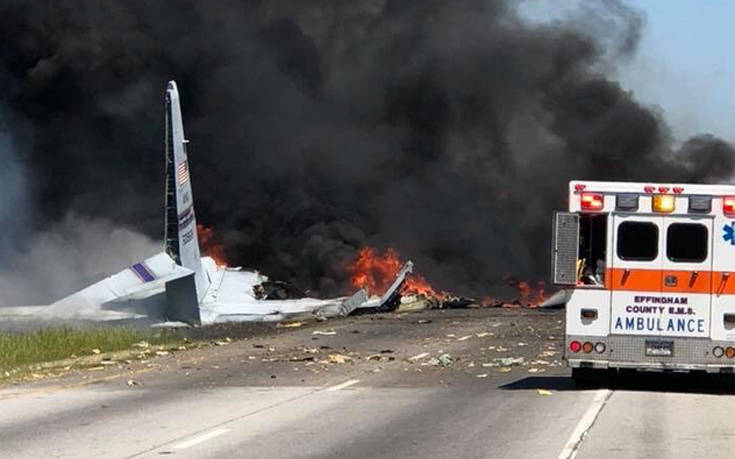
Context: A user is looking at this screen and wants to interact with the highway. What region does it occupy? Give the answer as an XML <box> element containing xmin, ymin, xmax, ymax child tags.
<box><xmin>1</xmin><ymin>309</ymin><xmax>734</xmax><ymax>458</ymax></box>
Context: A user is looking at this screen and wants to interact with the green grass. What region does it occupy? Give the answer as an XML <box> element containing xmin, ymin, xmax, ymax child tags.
<box><xmin>0</xmin><ymin>327</ymin><xmax>181</xmax><ymax>372</ymax></box>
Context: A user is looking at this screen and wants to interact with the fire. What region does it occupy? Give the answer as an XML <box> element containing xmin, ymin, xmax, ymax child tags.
<box><xmin>350</xmin><ymin>247</ymin><xmax>402</xmax><ymax>294</ymax></box>
<box><xmin>504</xmin><ymin>276</ymin><xmax>548</xmax><ymax>307</ymax></box>
<box><xmin>197</xmin><ymin>224</ymin><xmax>228</xmax><ymax>267</ymax></box>
<box><xmin>402</xmin><ymin>274</ymin><xmax>446</xmax><ymax>300</ymax></box>
<box><xmin>349</xmin><ymin>246</ymin><xmax>444</xmax><ymax>299</ymax></box>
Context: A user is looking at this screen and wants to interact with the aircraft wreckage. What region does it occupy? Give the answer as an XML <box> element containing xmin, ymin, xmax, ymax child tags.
<box><xmin>2</xmin><ymin>81</ymin><xmax>426</xmax><ymax>326</ymax></box>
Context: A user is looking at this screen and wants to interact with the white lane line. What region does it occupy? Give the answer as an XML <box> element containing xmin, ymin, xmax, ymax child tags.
<box><xmin>557</xmin><ymin>389</ymin><xmax>612</xmax><ymax>459</ymax></box>
<box><xmin>172</xmin><ymin>428</ymin><xmax>230</xmax><ymax>450</ymax></box>
<box><xmin>325</xmin><ymin>379</ymin><xmax>361</xmax><ymax>392</ymax></box>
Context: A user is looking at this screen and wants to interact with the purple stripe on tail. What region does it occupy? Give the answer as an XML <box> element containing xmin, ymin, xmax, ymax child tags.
<box><xmin>130</xmin><ymin>262</ymin><xmax>156</xmax><ymax>283</ymax></box>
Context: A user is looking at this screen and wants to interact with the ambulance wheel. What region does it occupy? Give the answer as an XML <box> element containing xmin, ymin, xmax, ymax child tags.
<box><xmin>572</xmin><ymin>368</ymin><xmax>605</xmax><ymax>386</ymax></box>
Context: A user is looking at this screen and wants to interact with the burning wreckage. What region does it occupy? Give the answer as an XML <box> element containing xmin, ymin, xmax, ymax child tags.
<box><xmin>1</xmin><ymin>81</ymin><xmax>487</xmax><ymax>328</ymax></box>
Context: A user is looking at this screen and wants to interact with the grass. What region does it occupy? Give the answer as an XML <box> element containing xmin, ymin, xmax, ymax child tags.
<box><xmin>0</xmin><ymin>327</ymin><xmax>182</xmax><ymax>373</ymax></box>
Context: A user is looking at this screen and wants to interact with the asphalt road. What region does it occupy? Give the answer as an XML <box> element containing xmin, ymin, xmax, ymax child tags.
<box><xmin>2</xmin><ymin>308</ymin><xmax>735</xmax><ymax>458</ymax></box>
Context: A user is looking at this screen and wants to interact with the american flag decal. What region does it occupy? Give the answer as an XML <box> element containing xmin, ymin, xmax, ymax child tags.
<box><xmin>177</xmin><ymin>161</ymin><xmax>189</xmax><ymax>185</ymax></box>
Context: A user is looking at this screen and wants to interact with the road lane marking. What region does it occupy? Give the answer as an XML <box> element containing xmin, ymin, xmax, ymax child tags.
<box><xmin>408</xmin><ymin>352</ymin><xmax>429</xmax><ymax>361</ymax></box>
<box><xmin>325</xmin><ymin>379</ymin><xmax>360</xmax><ymax>392</ymax></box>
<box><xmin>172</xmin><ymin>428</ymin><xmax>230</xmax><ymax>450</ymax></box>
<box><xmin>557</xmin><ymin>389</ymin><xmax>612</xmax><ymax>459</ymax></box>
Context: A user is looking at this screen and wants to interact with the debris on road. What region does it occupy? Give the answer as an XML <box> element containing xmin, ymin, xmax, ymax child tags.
<box><xmin>277</xmin><ymin>321</ymin><xmax>303</xmax><ymax>328</ymax></box>
<box><xmin>327</xmin><ymin>354</ymin><xmax>351</xmax><ymax>364</ymax></box>
<box><xmin>254</xmin><ymin>280</ymin><xmax>306</xmax><ymax>300</ymax></box>
<box><xmin>438</xmin><ymin>354</ymin><xmax>453</xmax><ymax>366</ymax></box>
<box><xmin>408</xmin><ymin>352</ymin><xmax>430</xmax><ymax>361</ymax></box>
<box><xmin>425</xmin><ymin>353</ymin><xmax>454</xmax><ymax>367</ymax></box>
<box><xmin>537</xmin><ymin>389</ymin><xmax>552</xmax><ymax>396</ymax></box>
<box><xmin>497</xmin><ymin>357</ymin><xmax>524</xmax><ymax>367</ymax></box>
<box><xmin>313</xmin><ymin>330</ymin><xmax>337</xmax><ymax>336</ymax></box>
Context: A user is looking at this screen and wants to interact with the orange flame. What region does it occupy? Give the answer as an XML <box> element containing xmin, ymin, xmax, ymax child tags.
<box><xmin>504</xmin><ymin>277</ymin><xmax>548</xmax><ymax>307</ymax></box>
<box><xmin>196</xmin><ymin>224</ymin><xmax>228</xmax><ymax>267</ymax></box>
<box><xmin>350</xmin><ymin>247</ymin><xmax>401</xmax><ymax>294</ymax></box>
<box><xmin>349</xmin><ymin>247</ymin><xmax>444</xmax><ymax>299</ymax></box>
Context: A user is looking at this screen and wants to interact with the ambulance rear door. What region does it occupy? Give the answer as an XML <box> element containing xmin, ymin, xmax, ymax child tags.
<box><xmin>610</xmin><ymin>214</ymin><xmax>663</xmax><ymax>336</ymax></box>
<box><xmin>660</xmin><ymin>216</ymin><xmax>713</xmax><ymax>338</ymax></box>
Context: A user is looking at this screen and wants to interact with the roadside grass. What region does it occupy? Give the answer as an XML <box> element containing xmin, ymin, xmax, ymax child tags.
<box><xmin>0</xmin><ymin>327</ymin><xmax>183</xmax><ymax>374</ymax></box>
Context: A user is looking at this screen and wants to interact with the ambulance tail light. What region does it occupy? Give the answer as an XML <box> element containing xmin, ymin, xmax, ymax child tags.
<box><xmin>569</xmin><ymin>340</ymin><xmax>582</xmax><ymax>353</ymax></box>
<box><xmin>582</xmin><ymin>341</ymin><xmax>594</xmax><ymax>353</ymax></box>
<box><xmin>580</xmin><ymin>193</ymin><xmax>603</xmax><ymax>211</ymax></box>
<box><xmin>726</xmin><ymin>347</ymin><xmax>735</xmax><ymax>359</ymax></box>
<box><xmin>652</xmin><ymin>194</ymin><xmax>675</xmax><ymax>213</ymax></box>
<box><xmin>594</xmin><ymin>342</ymin><xmax>606</xmax><ymax>354</ymax></box>
<box><xmin>713</xmin><ymin>346</ymin><xmax>725</xmax><ymax>358</ymax></box>
<box><xmin>724</xmin><ymin>197</ymin><xmax>735</xmax><ymax>216</ymax></box>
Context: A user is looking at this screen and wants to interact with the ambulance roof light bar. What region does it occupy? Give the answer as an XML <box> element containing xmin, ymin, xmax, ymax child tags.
<box><xmin>580</xmin><ymin>192</ymin><xmax>603</xmax><ymax>211</ymax></box>
<box><xmin>724</xmin><ymin>197</ymin><xmax>735</xmax><ymax>216</ymax></box>
<box><xmin>652</xmin><ymin>194</ymin><xmax>675</xmax><ymax>213</ymax></box>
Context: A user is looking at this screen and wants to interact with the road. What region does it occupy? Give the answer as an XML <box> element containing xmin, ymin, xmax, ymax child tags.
<box><xmin>1</xmin><ymin>308</ymin><xmax>735</xmax><ymax>458</ymax></box>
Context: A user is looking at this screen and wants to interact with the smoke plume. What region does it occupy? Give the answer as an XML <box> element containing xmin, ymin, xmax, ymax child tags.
<box><xmin>0</xmin><ymin>0</ymin><xmax>733</xmax><ymax>300</ymax></box>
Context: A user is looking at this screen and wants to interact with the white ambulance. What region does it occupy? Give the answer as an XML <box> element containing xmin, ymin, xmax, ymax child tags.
<box><xmin>552</xmin><ymin>181</ymin><xmax>735</xmax><ymax>382</ymax></box>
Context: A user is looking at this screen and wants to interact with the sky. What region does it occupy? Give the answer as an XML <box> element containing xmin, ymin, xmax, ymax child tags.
<box><xmin>520</xmin><ymin>0</ymin><xmax>735</xmax><ymax>144</ymax></box>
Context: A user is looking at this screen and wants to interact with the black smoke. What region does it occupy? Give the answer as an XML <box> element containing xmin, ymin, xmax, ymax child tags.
<box><xmin>0</xmin><ymin>0</ymin><xmax>732</xmax><ymax>299</ymax></box>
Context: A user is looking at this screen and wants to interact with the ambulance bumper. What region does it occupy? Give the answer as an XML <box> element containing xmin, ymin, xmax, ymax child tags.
<box><xmin>567</xmin><ymin>358</ymin><xmax>735</xmax><ymax>373</ymax></box>
<box><xmin>566</xmin><ymin>334</ymin><xmax>735</xmax><ymax>373</ymax></box>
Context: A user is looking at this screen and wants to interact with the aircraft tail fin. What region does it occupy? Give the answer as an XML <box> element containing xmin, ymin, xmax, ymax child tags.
<box><xmin>164</xmin><ymin>81</ymin><xmax>210</xmax><ymax>299</ymax></box>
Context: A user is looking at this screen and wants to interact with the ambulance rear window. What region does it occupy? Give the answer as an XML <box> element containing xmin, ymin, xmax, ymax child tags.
<box><xmin>667</xmin><ymin>223</ymin><xmax>708</xmax><ymax>263</ymax></box>
<box><xmin>617</xmin><ymin>222</ymin><xmax>658</xmax><ymax>261</ymax></box>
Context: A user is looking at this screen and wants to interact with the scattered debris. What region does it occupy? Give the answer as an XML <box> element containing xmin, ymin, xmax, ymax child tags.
<box><xmin>497</xmin><ymin>357</ymin><xmax>524</xmax><ymax>367</ymax></box>
<box><xmin>312</xmin><ymin>330</ymin><xmax>336</xmax><ymax>337</ymax></box>
<box><xmin>127</xmin><ymin>379</ymin><xmax>138</xmax><ymax>387</ymax></box>
<box><xmin>328</xmin><ymin>354</ymin><xmax>351</xmax><ymax>364</ymax></box>
<box><xmin>277</xmin><ymin>321</ymin><xmax>304</xmax><ymax>328</ymax></box>
<box><xmin>429</xmin><ymin>353</ymin><xmax>453</xmax><ymax>367</ymax></box>
<box><xmin>537</xmin><ymin>389</ymin><xmax>553</xmax><ymax>396</ymax></box>
<box><xmin>254</xmin><ymin>280</ymin><xmax>306</xmax><ymax>300</ymax></box>
<box><xmin>476</xmin><ymin>332</ymin><xmax>493</xmax><ymax>338</ymax></box>
<box><xmin>91</xmin><ymin>349</ymin><xmax>101</xmax><ymax>355</ymax></box>
<box><xmin>442</xmin><ymin>296</ymin><xmax>476</xmax><ymax>308</ymax></box>
<box><xmin>476</xmin><ymin>373</ymin><xmax>488</xmax><ymax>378</ymax></box>
<box><xmin>408</xmin><ymin>352</ymin><xmax>430</xmax><ymax>361</ymax></box>
<box><xmin>538</xmin><ymin>290</ymin><xmax>570</xmax><ymax>309</ymax></box>
<box><xmin>457</xmin><ymin>335</ymin><xmax>473</xmax><ymax>342</ymax></box>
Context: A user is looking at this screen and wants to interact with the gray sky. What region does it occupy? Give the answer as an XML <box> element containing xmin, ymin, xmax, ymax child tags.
<box><xmin>519</xmin><ymin>0</ymin><xmax>735</xmax><ymax>144</ymax></box>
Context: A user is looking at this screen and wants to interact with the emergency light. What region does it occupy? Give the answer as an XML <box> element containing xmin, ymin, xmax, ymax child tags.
<box><xmin>724</xmin><ymin>197</ymin><xmax>735</xmax><ymax>215</ymax></box>
<box><xmin>652</xmin><ymin>194</ymin><xmax>675</xmax><ymax>213</ymax></box>
<box><xmin>580</xmin><ymin>192</ymin><xmax>603</xmax><ymax>211</ymax></box>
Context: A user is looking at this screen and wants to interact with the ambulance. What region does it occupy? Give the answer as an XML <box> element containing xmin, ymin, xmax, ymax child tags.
<box><xmin>552</xmin><ymin>180</ymin><xmax>735</xmax><ymax>381</ymax></box>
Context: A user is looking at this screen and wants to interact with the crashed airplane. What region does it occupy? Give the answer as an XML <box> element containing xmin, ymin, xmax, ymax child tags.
<box><xmin>4</xmin><ymin>81</ymin><xmax>412</xmax><ymax>326</ymax></box>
